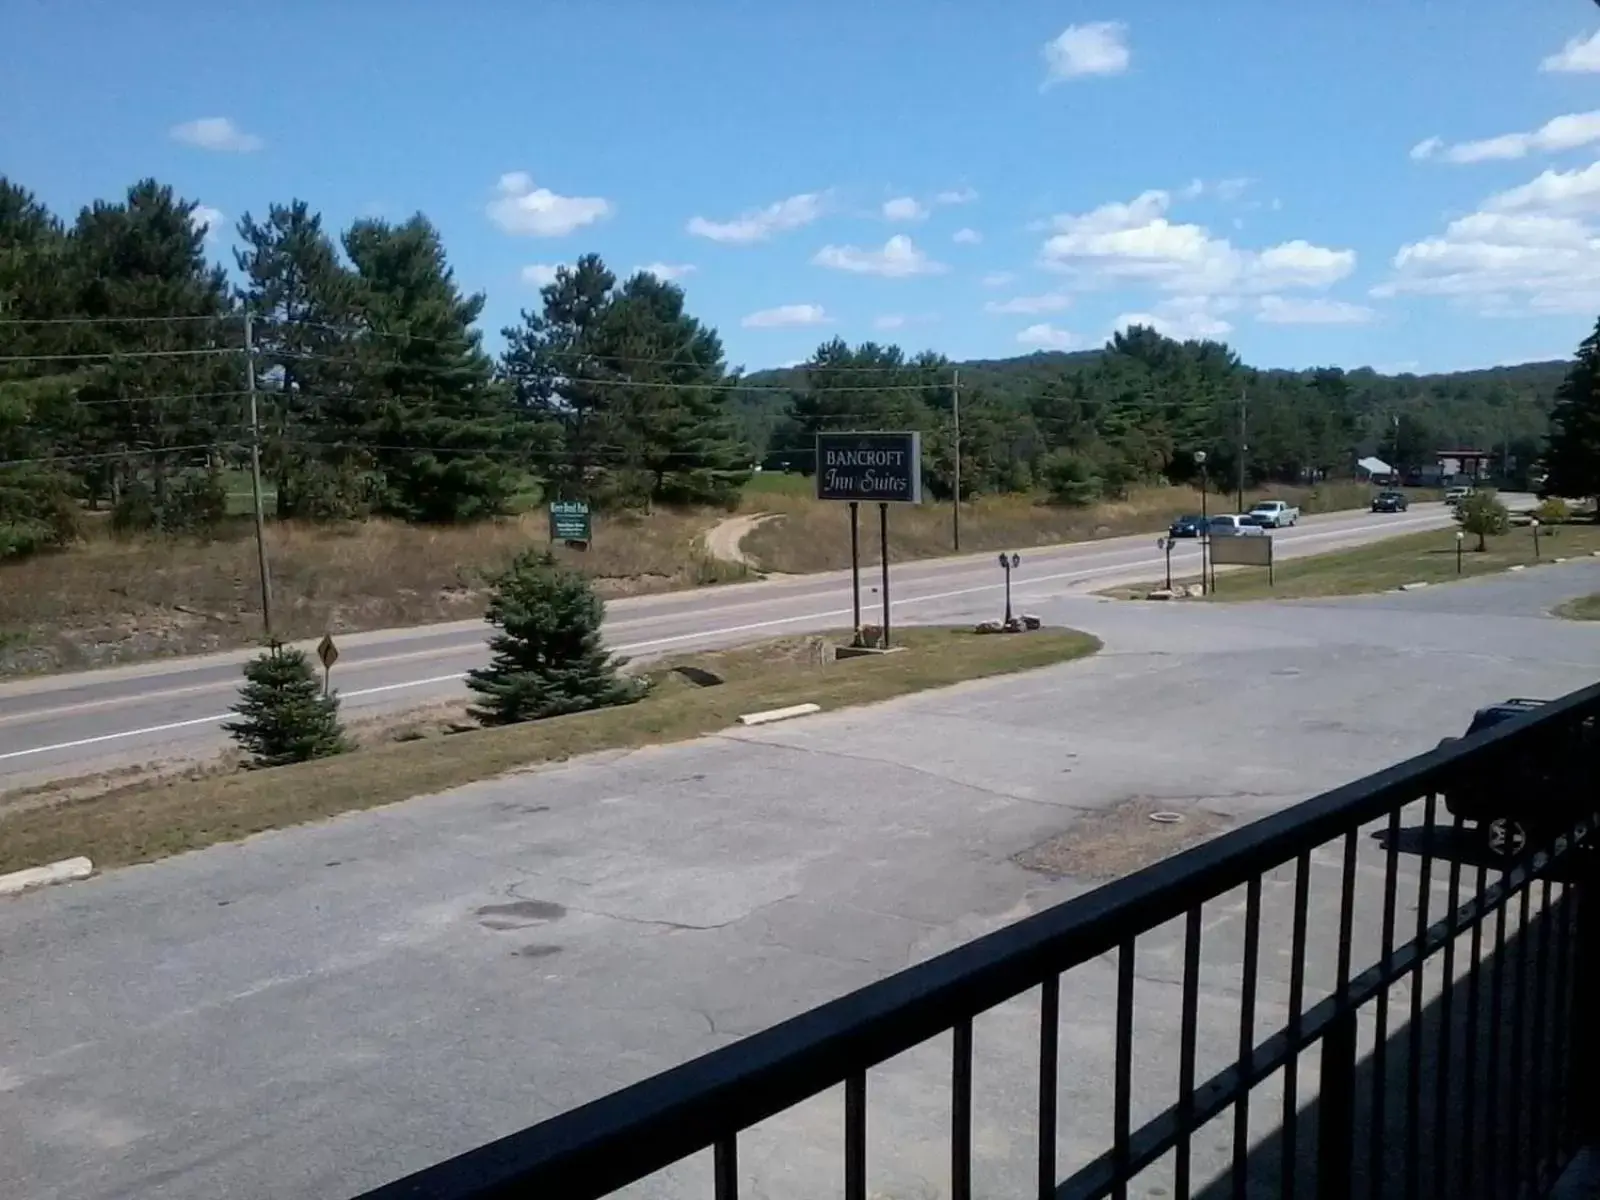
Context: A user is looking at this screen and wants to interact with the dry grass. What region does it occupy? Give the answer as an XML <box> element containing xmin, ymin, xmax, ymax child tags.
<box><xmin>1554</xmin><ymin>592</ymin><xmax>1600</xmax><ymax>621</ymax></box>
<box><xmin>739</xmin><ymin>480</ymin><xmax>1393</xmax><ymax>573</ymax></box>
<box><xmin>0</xmin><ymin>625</ymin><xmax>1100</xmax><ymax>875</ymax></box>
<box><xmin>0</xmin><ymin>508</ymin><xmax>740</xmax><ymax>676</ymax></box>
<box><xmin>1101</xmin><ymin>520</ymin><xmax>1600</xmax><ymax>603</ymax></box>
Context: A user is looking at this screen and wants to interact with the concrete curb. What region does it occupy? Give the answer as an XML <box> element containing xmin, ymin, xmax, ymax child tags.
<box><xmin>0</xmin><ymin>856</ymin><xmax>93</xmax><ymax>897</ymax></box>
<box><xmin>1397</xmin><ymin>581</ymin><xmax>1430</xmax><ymax>591</ymax></box>
<box><xmin>738</xmin><ymin>703</ymin><xmax>821</xmax><ymax>727</ymax></box>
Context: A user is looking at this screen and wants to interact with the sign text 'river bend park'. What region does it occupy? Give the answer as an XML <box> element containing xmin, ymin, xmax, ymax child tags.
<box><xmin>814</xmin><ymin>431</ymin><xmax>923</xmax><ymax>504</ymax></box>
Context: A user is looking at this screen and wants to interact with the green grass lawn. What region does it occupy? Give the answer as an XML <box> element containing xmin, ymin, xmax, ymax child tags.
<box><xmin>1105</xmin><ymin>521</ymin><xmax>1600</xmax><ymax>603</ymax></box>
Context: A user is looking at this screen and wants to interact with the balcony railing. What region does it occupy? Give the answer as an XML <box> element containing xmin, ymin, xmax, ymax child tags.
<box><xmin>356</xmin><ymin>680</ymin><xmax>1599</xmax><ymax>1200</ymax></box>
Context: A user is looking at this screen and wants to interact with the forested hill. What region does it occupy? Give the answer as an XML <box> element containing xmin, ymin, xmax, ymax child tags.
<box><xmin>729</xmin><ymin>347</ymin><xmax>1568</xmax><ymax>468</ymax></box>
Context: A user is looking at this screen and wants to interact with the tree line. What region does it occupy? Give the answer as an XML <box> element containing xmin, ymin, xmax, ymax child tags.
<box><xmin>0</xmin><ymin>177</ymin><xmax>753</xmax><ymax>559</ymax></box>
<box><xmin>744</xmin><ymin>330</ymin><xmax>1567</xmax><ymax>505</ymax></box>
<box><xmin>2</xmin><ymin>173</ymin><xmax>1591</xmax><ymax>567</ymax></box>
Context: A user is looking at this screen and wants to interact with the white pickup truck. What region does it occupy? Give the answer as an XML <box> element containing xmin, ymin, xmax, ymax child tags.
<box><xmin>1248</xmin><ymin>499</ymin><xmax>1300</xmax><ymax>528</ymax></box>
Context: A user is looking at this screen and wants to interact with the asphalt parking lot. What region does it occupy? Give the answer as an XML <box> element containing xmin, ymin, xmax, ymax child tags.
<box><xmin>0</xmin><ymin>561</ymin><xmax>1595</xmax><ymax>1199</ymax></box>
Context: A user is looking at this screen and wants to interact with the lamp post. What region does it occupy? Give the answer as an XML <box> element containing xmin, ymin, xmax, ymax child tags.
<box><xmin>1531</xmin><ymin>518</ymin><xmax>1541</xmax><ymax>559</ymax></box>
<box><xmin>998</xmin><ymin>552</ymin><xmax>1020</xmax><ymax>624</ymax></box>
<box><xmin>1158</xmin><ymin>537</ymin><xmax>1173</xmax><ymax>591</ymax></box>
<box><xmin>1455</xmin><ymin>530</ymin><xmax>1464</xmax><ymax>575</ymax></box>
<box><xmin>1195</xmin><ymin>450</ymin><xmax>1210</xmax><ymax>596</ymax></box>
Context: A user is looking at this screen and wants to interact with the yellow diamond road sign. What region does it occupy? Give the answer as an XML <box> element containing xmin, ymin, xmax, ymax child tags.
<box><xmin>317</xmin><ymin>634</ymin><xmax>339</xmax><ymax>670</ymax></box>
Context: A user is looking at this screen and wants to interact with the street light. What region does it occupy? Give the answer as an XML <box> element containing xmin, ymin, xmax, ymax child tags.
<box><xmin>1455</xmin><ymin>530</ymin><xmax>1464</xmax><ymax>575</ymax></box>
<box><xmin>1157</xmin><ymin>537</ymin><xmax>1173</xmax><ymax>591</ymax></box>
<box><xmin>998</xmin><ymin>552</ymin><xmax>1021</xmax><ymax>623</ymax></box>
<box><xmin>1531</xmin><ymin>517</ymin><xmax>1541</xmax><ymax>559</ymax></box>
<box><xmin>1195</xmin><ymin>450</ymin><xmax>1210</xmax><ymax>596</ymax></box>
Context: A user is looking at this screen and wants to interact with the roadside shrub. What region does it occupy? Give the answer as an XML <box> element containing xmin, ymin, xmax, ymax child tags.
<box><xmin>224</xmin><ymin>642</ymin><xmax>350</xmax><ymax>768</ymax></box>
<box><xmin>1533</xmin><ymin>497</ymin><xmax>1572</xmax><ymax>526</ymax></box>
<box><xmin>1455</xmin><ymin>490</ymin><xmax>1511</xmax><ymax>551</ymax></box>
<box><xmin>112</xmin><ymin>470</ymin><xmax>228</xmax><ymax>535</ymax></box>
<box><xmin>467</xmin><ymin>549</ymin><xmax>648</xmax><ymax>726</ymax></box>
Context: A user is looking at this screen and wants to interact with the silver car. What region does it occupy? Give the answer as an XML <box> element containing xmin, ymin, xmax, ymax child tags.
<box><xmin>1207</xmin><ymin>514</ymin><xmax>1268</xmax><ymax>537</ymax></box>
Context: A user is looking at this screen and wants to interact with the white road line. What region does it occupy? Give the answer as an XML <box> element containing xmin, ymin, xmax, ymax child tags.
<box><xmin>0</xmin><ymin>514</ymin><xmax>1455</xmax><ymax>764</ymax></box>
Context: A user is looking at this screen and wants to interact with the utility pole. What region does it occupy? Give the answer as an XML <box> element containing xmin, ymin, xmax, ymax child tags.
<box><xmin>951</xmin><ymin>367</ymin><xmax>962</xmax><ymax>552</ymax></box>
<box><xmin>244</xmin><ymin>308</ymin><xmax>274</xmax><ymax>640</ymax></box>
<box><xmin>1236</xmin><ymin>384</ymin><xmax>1247</xmax><ymax>513</ymax></box>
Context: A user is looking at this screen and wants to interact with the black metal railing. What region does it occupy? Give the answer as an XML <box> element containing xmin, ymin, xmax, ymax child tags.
<box><xmin>356</xmin><ymin>681</ymin><xmax>1600</xmax><ymax>1200</ymax></box>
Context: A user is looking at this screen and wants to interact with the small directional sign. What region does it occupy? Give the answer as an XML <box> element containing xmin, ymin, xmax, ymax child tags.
<box><xmin>317</xmin><ymin>634</ymin><xmax>339</xmax><ymax>671</ymax></box>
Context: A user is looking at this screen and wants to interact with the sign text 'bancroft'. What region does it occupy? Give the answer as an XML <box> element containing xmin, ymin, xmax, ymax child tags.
<box><xmin>814</xmin><ymin>432</ymin><xmax>923</xmax><ymax>504</ymax></box>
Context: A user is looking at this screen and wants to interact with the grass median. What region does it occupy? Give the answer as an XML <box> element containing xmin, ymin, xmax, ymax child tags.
<box><xmin>0</xmin><ymin>625</ymin><xmax>1100</xmax><ymax>877</ymax></box>
<box><xmin>1101</xmin><ymin>521</ymin><xmax>1600</xmax><ymax>603</ymax></box>
<box><xmin>1555</xmin><ymin>592</ymin><xmax>1600</xmax><ymax>620</ymax></box>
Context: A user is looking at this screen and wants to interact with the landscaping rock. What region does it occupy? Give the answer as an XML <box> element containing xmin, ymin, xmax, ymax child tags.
<box><xmin>975</xmin><ymin>620</ymin><xmax>1004</xmax><ymax>634</ymax></box>
<box><xmin>1021</xmin><ymin>614</ymin><xmax>1042</xmax><ymax>630</ymax></box>
<box><xmin>1145</xmin><ymin>588</ymin><xmax>1175</xmax><ymax>601</ymax></box>
<box><xmin>1186</xmin><ymin>584</ymin><xmax>1205</xmax><ymax>598</ymax></box>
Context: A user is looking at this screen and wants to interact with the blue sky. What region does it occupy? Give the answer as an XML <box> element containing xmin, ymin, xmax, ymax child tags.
<box><xmin>5</xmin><ymin>0</ymin><xmax>1600</xmax><ymax>375</ymax></box>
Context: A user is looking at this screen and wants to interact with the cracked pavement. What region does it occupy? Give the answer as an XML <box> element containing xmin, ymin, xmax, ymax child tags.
<box><xmin>0</xmin><ymin>560</ymin><xmax>1596</xmax><ymax>1199</ymax></box>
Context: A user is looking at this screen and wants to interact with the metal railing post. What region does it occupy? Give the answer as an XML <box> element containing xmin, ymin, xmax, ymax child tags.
<box><xmin>1316</xmin><ymin>1009</ymin><xmax>1359</xmax><ymax>1200</ymax></box>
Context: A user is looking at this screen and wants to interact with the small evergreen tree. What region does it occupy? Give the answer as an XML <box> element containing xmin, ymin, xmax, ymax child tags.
<box><xmin>224</xmin><ymin>642</ymin><xmax>350</xmax><ymax>767</ymax></box>
<box><xmin>468</xmin><ymin>550</ymin><xmax>647</xmax><ymax>726</ymax></box>
<box><xmin>1455</xmin><ymin>490</ymin><xmax>1510</xmax><ymax>552</ymax></box>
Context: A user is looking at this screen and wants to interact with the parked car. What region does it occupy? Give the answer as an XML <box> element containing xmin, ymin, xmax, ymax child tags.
<box><xmin>1436</xmin><ymin>698</ymin><xmax>1598</xmax><ymax>857</ymax></box>
<box><xmin>1444</xmin><ymin>485</ymin><xmax>1474</xmax><ymax>507</ymax></box>
<box><xmin>1248</xmin><ymin>499</ymin><xmax>1300</xmax><ymax>528</ymax></box>
<box><xmin>1207</xmin><ymin>514</ymin><xmax>1268</xmax><ymax>537</ymax></box>
<box><xmin>1167</xmin><ymin>514</ymin><xmax>1207</xmax><ymax>538</ymax></box>
<box><xmin>1371</xmin><ymin>490</ymin><xmax>1410</xmax><ymax>513</ymax></box>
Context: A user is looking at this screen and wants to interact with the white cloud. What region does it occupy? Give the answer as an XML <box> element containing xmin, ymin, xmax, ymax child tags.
<box><xmin>687</xmin><ymin>192</ymin><xmax>825</xmax><ymax>244</ymax></box>
<box><xmin>1381</xmin><ymin>160</ymin><xmax>1600</xmax><ymax>314</ymax></box>
<box><xmin>520</xmin><ymin>263</ymin><xmax>564</xmax><ymax>287</ymax></box>
<box><xmin>1541</xmin><ymin>30</ymin><xmax>1600</xmax><ymax>73</ymax></box>
<box><xmin>1410</xmin><ymin>136</ymin><xmax>1444</xmax><ymax>162</ymax></box>
<box><xmin>635</xmin><ymin>262</ymin><xmax>696</xmax><ymax>281</ymax></box>
<box><xmin>1180</xmin><ymin>177</ymin><xmax>1252</xmax><ymax>201</ymax></box>
<box><xmin>170</xmin><ymin>117</ymin><xmax>262</xmax><ymax>153</ymax></box>
<box><xmin>981</xmin><ymin>270</ymin><xmax>1017</xmax><ymax>288</ymax></box>
<box><xmin>1112</xmin><ymin>297</ymin><xmax>1234</xmax><ymax>341</ymax></box>
<box><xmin>934</xmin><ymin>187</ymin><xmax>978</xmax><ymax>205</ymax></box>
<box><xmin>488</xmin><ymin>172</ymin><xmax>612</xmax><ymax>236</ymax></box>
<box><xmin>1038</xmin><ymin>188</ymin><xmax>1353</xmax><ymax>294</ymax></box>
<box><xmin>742</xmin><ymin>303</ymin><xmax>829</xmax><ymax>329</ymax></box>
<box><xmin>1042</xmin><ymin>21</ymin><xmax>1130</xmax><ymax>85</ymax></box>
<box><xmin>189</xmin><ymin>204</ymin><xmax>224</xmax><ymax>242</ymax></box>
<box><xmin>985</xmin><ymin>291</ymin><xmax>1071</xmax><ymax>315</ymax></box>
<box><xmin>1417</xmin><ymin>111</ymin><xmax>1600</xmax><ymax>165</ymax></box>
<box><xmin>1485</xmin><ymin>159</ymin><xmax>1600</xmax><ymax>214</ymax></box>
<box><xmin>882</xmin><ymin>196</ymin><xmax>928</xmax><ymax>221</ymax></box>
<box><xmin>1255</xmin><ymin>295</ymin><xmax>1375</xmax><ymax>325</ymax></box>
<box><xmin>952</xmin><ymin>227</ymin><xmax>983</xmax><ymax>245</ymax></box>
<box><xmin>1016</xmin><ymin>323</ymin><xmax>1080</xmax><ymax>350</ymax></box>
<box><xmin>812</xmin><ymin>234</ymin><xmax>947</xmax><ymax>277</ymax></box>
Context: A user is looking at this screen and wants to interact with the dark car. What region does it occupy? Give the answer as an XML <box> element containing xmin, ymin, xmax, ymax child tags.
<box><xmin>1371</xmin><ymin>490</ymin><xmax>1409</xmax><ymax>513</ymax></box>
<box><xmin>1436</xmin><ymin>699</ymin><xmax>1597</xmax><ymax>856</ymax></box>
<box><xmin>1168</xmin><ymin>514</ymin><xmax>1207</xmax><ymax>538</ymax></box>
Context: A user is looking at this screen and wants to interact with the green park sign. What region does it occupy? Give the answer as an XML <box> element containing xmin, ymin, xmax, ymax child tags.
<box><xmin>548</xmin><ymin>500</ymin><xmax>592</xmax><ymax>545</ymax></box>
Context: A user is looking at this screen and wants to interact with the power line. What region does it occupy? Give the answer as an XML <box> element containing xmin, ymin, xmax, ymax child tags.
<box><xmin>0</xmin><ymin>313</ymin><xmax>239</xmax><ymax>328</ymax></box>
<box><xmin>0</xmin><ymin>442</ymin><xmax>233</xmax><ymax>469</ymax></box>
<box><xmin>263</xmin><ymin>318</ymin><xmax>952</xmax><ymax>376</ymax></box>
<box><xmin>0</xmin><ymin>347</ymin><xmax>240</xmax><ymax>365</ymax></box>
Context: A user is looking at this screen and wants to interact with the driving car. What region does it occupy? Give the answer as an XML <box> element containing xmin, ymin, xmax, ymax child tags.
<box><xmin>1436</xmin><ymin>698</ymin><xmax>1597</xmax><ymax>857</ymax></box>
<box><xmin>1445</xmin><ymin>485</ymin><xmax>1474</xmax><ymax>506</ymax></box>
<box><xmin>1371</xmin><ymin>490</ymin><xmax>1409</xmax><ymax>513</ymax></box>
<box><xmin>1248</xmin><ymin>499</ymin><xmax>1300</xmax><ymax>528</ymax></box>
<box><xmin>1167</xmin><ymin>514</ymin><xmax>1207</xmax><ymax>538</ymax></box>
<box><xmin>1207</xmin><ymin>514</ymin><xmax>1268</xmax><ymax>537</ymax></box>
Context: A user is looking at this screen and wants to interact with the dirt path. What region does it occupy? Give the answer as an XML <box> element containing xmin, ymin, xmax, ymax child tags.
<box><xmin>702</xmin><ymin>512</ymin><xmax>783</xmax><ymax>569</ymax></box>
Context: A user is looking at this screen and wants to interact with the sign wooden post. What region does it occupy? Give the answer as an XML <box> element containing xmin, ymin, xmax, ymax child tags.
<box><xmin>317</xmin><ymin>633</ymin><xmax>339</xmax><ymax>696</ymax></box>
<box><xmin>814</xmin><ymin>432</ymin><xmax>922</xmax><ymax>651</ymax></box>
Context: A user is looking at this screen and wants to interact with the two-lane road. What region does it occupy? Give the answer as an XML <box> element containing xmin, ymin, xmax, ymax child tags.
<box><xmin>0</xmin><ymin>504</ymin><xmax>1461</xmax><ymax>785</ymax></box>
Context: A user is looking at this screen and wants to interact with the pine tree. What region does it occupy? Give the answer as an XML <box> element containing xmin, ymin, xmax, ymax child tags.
<box><xmin>235</xmin><ymin>200</ymin><xmax>371</xmax><ymax>518</ymax></box>
<box><xmin>344</xmin><ymin>215</ymin><xmax>520</xmax><ymax>522</ymax></box>
<box><xmin>1544</xmin><ymin>317</ymin><xmax>1600</xmax><ymax>505</ymax></box>
<box><xmin>224</xmin><ymin>642</ymin><xmax>350</xmax><ymax>767</ymax></box>
<box><xmin>467</xmin><ymin>550</ymin><xmax>647</xmax><ymax>726</ymax></box>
